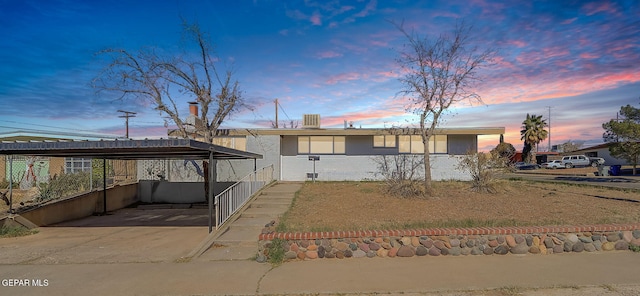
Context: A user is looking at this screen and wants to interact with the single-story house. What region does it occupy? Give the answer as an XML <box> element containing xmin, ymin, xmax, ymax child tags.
<box><xmin>569</xmin><ymin>143</ymin><xmax>635</xmax><ymax>166</ymax></box>
<box><xmin>201</xmin><ymin>114</ymin><xmax>504</xmax><ymax>182</ymax></box>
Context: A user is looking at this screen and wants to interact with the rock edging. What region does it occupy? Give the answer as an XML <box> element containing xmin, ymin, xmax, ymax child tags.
<box><xmin>257</xmin><ymin>224</ymin><xmax>640</xmax><ymax>261</ymax></box>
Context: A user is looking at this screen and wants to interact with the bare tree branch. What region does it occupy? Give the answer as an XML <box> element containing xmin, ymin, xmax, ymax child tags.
<box><xmin>92</xmin><ymin>21</ymin><xmax>246</xmax><ymax>143</ymax></box>
<box><xmin>393</xmin><ymin>20</ymin><xmax>496</xmax><ymax>195</ymax></box>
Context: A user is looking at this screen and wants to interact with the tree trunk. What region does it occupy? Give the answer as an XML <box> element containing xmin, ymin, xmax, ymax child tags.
<box><xmin>423</xmin><ymin>140</ymin><xmax>433</xmax><ymax>195</ymax></box>
<box><xmin>530</xmin><ymin>144</ymin><xmax>537</xmax><ymax>164</ymax></box>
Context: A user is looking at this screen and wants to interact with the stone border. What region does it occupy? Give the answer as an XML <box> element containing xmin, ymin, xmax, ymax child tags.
<box><xmin>258</xmin><ymin>224</ymin><xmax>640</xmax><ymax>261</ymax></box>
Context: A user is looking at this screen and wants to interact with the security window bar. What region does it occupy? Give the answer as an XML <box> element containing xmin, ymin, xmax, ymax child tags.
<box><xmin>65</xmin><ymin>157</ymin><xmax>92</xmax><ymax>174</ymax></box>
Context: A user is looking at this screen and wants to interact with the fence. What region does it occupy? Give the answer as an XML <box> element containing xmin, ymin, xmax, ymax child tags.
<box><xmin>137</xmin><ymin>159</ymin><xmax>206</xmax><ymax>182</ymax></box>
<box><xmin>0</xmin><ymin>155</ymin><xmax>136</xmax><ymax>214</ymax></box>
<box><xmin>215</xmin><ymin>164</ymin><xmax>275</xmax><ymax>229</ymax></box>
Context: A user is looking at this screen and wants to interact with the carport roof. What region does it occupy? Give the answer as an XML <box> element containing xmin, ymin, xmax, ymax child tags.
<box><xmin>0</xmin><ymin>138</ymin><xmax>262</xmax><ymax>160</ymax></box>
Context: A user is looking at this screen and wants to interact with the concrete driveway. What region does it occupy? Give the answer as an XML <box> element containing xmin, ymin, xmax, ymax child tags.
<box><xmin>0</xmin><ymin>207</ymin><xmax>210</xmax><ymax>264</ymax></box>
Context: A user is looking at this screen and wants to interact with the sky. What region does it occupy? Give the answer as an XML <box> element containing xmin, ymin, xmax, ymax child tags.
<box><xmin>1</xmin><ymin>0</ymin><xmax>639</xmax><ymax>151</ymax></box>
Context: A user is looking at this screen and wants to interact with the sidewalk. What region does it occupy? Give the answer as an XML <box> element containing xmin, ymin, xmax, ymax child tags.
<box><xmin>194</xmin><ymin>182</ymin><xmax>302</xmax><ymax>261</ymax></box>
<box><xmin>1</xmin><ymin>252</ymin><xmax>639</xmax><ymax>295</ymax></box>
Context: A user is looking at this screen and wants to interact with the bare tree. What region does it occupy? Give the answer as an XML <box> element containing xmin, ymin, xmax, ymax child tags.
<box><xmin>393</xmin><ymin>21</ymin><xmax>496</xmax><ymax>194</ymax></box>
<box><xmin>558</xmin><ymin>140</ymin><xmax>584</xmax><ymax>153</ymax></box>
<box><xmin>456</xmin><ymin>151</ymin><xmax>505</xmax><ymax>193</ymax></box>
<box><xmin>373</xmin><ymin>154</ymin><xmax>424</xmax><ymax>198</ymax></box>
<box><xmin>93</xmin><ymin>21</ymin><xmax>246</xmax><ymax>143</ymax></box>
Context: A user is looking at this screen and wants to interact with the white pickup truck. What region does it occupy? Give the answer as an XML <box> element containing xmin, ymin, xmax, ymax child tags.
<box><xmin>561</xmin><ymin>155</ymin><xmax>605</xmax><ymax>168</ymax></box>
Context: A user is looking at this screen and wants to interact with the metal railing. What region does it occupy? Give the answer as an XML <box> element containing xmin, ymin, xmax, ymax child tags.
<box><xmin>214</xmin><ymin>165</ymin><xmax>275</xmax><ymax>229</ymax></box>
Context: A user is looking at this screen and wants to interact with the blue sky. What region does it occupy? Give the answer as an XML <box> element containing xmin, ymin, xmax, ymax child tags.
<box><xmin>1</xmin><ymin>0</ymin><xmax>639</xmax><ymax>151</ymax></box>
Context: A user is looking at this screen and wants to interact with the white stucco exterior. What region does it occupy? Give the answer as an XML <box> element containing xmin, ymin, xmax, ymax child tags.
<box><xmin>280</xmin><ymin>154</ymin><xmax>471</xmax><ymax>181</ymax></box>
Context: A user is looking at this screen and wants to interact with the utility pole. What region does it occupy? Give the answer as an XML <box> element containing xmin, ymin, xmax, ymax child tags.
<box><xmin>274</xmin><ymin>98</ymin><xmax>279</xmax><ymax>129</ymax></box>
<box><xmin>117</xmin><ymin>110</ymin><xmax>136</xmax><ymax>138</ymax></box>
<box><xmin>546</xmin><ymin>106</ymin><xmax>552</xmax><ymax>152</ymax></box>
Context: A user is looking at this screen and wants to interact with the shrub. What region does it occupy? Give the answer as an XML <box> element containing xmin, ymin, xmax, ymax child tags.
<box><xmin>37</xmin><ymin>171</ymin><xmax>92</xmax><ymax>202</ymax></box>
<box><xmin>266</xmin><ymin>238</ymin><xmax>286</xmax><ymax>265</ymax></box>
<box><xmin>456</xmin><ymin>151</ymin><xmax>508</xmax><ymax>193</ymax></box>
<box><xmin>373</xmin><ymin>154</ymin><xmax>425</xmax><ymax>198</ymax></box>
<box><xmin>0</xmin><ymin>225</ymin><xmax>38</xmax><ymax>238</ymax></box>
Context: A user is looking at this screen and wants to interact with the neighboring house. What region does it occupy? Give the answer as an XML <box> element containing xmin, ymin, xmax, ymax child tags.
<box><xmin>0</xmin><ymin>131</ymin><xmax>127</xmax><ymax>185</ymax></box>
<box><xmin>513</xmin><ymin>151</ymin><xmax>560</xmax><ymax>164</ymax></box>
<box><xmin>569</xmin><ymin>143</ymin><xmax>633</xmax><ymax>166</ymax></box>
<box><xmin>203</xmin><ymin>115</ymin><xmax>504</xmax><ymax>182</ymax></box>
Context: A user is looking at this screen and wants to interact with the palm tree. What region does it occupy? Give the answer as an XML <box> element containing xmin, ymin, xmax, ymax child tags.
<box><xmin>520</xmin><ymin>114</ymin><xmax>548</xmax><ymax>163</ymax></box>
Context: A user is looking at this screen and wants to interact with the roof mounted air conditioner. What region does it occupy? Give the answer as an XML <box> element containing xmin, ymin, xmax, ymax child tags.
<box><xmin>302</xmin><ymin>114</ymin><xmax>321</xmax><ymax>128</ymax></box>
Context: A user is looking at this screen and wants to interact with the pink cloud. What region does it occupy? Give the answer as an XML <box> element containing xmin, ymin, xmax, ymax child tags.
<box><xmin>515</xmin><ymin>47</ymin><xmax>569</xmax><ymax>66</ymax></box>
<box><xmin>468</xmin><ymin>0</ymin><xmax>507</xmax><ymax>20</ymax></box>
<box><xmin>369</xmin><ymin>40</ymin><xmax>388</xmax><ymax>47</ymax></box>
<box><xmin>477</xmin><ymin>70</ymin><xmax>640</xmax><ymax>106</ymax></box>
<box><xmin>492</xmin><ymin>56</ymin><xmax>516</xmax><ymax>69</ymax></box>
<box><xmin>507</xmin><ymin>40</ymin><xmax>527</xmax><ymax>48</ymax></box>
<box><xmin>542</xmin><ymin>46</ymin><xmax>570</xmax><ymax>58</ymax></box>
<box><xmin>325</xmin><ymin>72</ymin><xmax>362</xmax><ymax>85</ymax></box>
<box><xmin>376</xmin><ymin>70</ymin><xmax>400</xmax><ymax>79</ymax></box>
<box><xmin>343</xmin><ymin>0</ymin><xmax>377</xmax><ymax>23</ymax></box>
<box><xmin>579</xmin><ymin>52</ymin><xmax>598</xmax><ymax>59</ymax></box>
<box><xmin>354</xmin><ymin>0</ymin><xmax>377</xmax><ymax>18</ymax></box>
<box><xmin>316</xmin><ymin>50</ymin><xmax>343</xmax><ymax>59</ymax></box>
<box><xmin>582</xmin><ymin>1</ymin><xmax>619</xmax><ymax>16</ymax></box>
<box><xmin>310</xmin><ymin>11</ymin><xmax>322</xmax><ymax>25</ymax></box>
<box><xmin>321</xmin><ymin>108</ymin><xmax>406</xmax><ymax>127</ymax></box>
<box><xmin>335</xmin><ymin>5</ymin><xmax>355</xmax><ymax>15</ymax></box>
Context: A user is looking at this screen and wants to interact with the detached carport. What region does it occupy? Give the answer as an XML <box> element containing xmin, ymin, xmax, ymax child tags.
<box><xmin>0</xmin><ymin>138</ymin><xmax>262</xmax><ymax>232</ymax></box>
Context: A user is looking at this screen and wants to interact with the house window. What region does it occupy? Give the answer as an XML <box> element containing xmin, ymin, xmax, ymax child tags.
<box><xmin>373</xmin><ymin>135</ymin><xmax>396</xmax><ymax>148</ymax></box>
<box><xmin>213</xmin><ymin>136</ymin><xmax>247</xmax><ymax>151</ymax></box>
<box><xmin>65</xmin><ymin>157</ymin><xmax>92</xmax><ymax>174</ymax></box>
<box><xmin>433</xmin><ymin>135</ymin><xmax>447</xmax><ymax>153</ymax></box>
<box><xmin>298</xmin><ymin>136</ymin><xmax>346</xmax><ymax>154</ymax></box>
<box><xmin>398</xmin><ymin>135</ymin><xmax>447</xmax><ymax>154</ymax></box>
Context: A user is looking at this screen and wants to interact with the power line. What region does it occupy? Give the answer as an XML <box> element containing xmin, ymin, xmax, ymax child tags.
<box><xmin>0</xmin><ymin>119</ymin><xmax>95</xmax><ymax>134</ymax></box>
<box><xmin>276</xmin><ymin>100</ymin><xmax>292</xmax><ymax>121</ymax></box>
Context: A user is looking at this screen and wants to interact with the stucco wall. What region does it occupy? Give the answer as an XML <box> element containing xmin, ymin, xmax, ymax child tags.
<box><xmin>20</xmin><ymin>183</ymin><xmax>138</xmax><ymax>226</ymax></box>
<box><xmin>280</xmin><ymin>155</ymin><xmax>471</xmax><ymax>181</ymax></box>
<box><xmin>217</xmin><ymin>135</ymin><xmax>281</xmax><ymax>182</ymax></box>
<box><xmin>137</xmin><ymin>181</ymin><xmax>234</xmax><ymax>203</ymax></box>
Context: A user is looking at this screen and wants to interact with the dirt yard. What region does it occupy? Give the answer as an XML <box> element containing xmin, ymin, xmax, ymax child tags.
<box><xmin>278</xmin><ymin>177</ymin><xmax>640</xmax><ymax>232</ymax></box>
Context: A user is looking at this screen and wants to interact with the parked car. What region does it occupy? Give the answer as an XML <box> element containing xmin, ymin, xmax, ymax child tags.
<box><xmin>561</xmin><ymin>155</ymin><xmax>591</xmax><ymax>168</ymax></box>
<box><xmin>590</xmin><ymin>157</ymin><xmax>605</xmax><ymax>167</ymax></box>
<box><xmin>542</xmin><ymin>160</ymin><xmax>564</xmax><ymax>169</ymax></box>
<box><xmin>514</xmin><ymin>162</ymin><xmax>540</xmax><ymax>170</ymax></box>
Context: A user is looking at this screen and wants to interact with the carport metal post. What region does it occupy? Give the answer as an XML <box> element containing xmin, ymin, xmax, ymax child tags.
<box><xmin>8</xmin><ymin>155</ymin><xmax>13</xmax><ymax>213</ymax></box>
<box><xmin>102</xmin><ymin>158</ymin><xmax>107</xmax><ymax>215</ymax></box>
<box><xmin>252</xmin><ymin>159</ymin><xmax>257</xmax><ymax>193</ymax></box>
<box><xmin>208</xmin><ymin>152</ymin><xmax>214</xmax><ymax>233</ymax></box>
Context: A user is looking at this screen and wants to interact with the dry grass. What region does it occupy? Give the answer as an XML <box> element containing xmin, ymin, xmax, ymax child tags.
<box><xmin>277</xmin><ymin>180</ymin><xmax>640</xmax><ymax>232</ymax></box>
